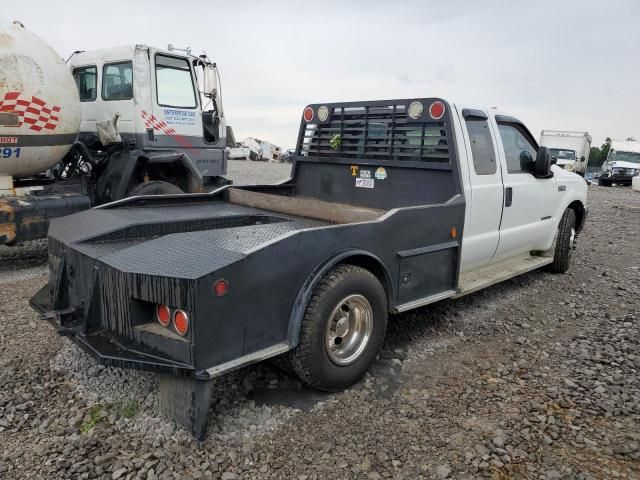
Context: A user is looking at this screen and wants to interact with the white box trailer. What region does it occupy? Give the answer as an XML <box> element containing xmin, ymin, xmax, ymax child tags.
<box><xmin>539</xmin><ymin>130</ymin><xmax>591</xmax><ymax>176</ymax></box>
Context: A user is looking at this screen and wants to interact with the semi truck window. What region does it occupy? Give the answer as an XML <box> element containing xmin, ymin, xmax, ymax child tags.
<box><xmin>102</xmin><ymin>62</ymin><xmax>133</xmax><ymax>101</ymax></box>
<box><xmin>72</xmin><ymin>66</ymin><xmax>97</xmax><ymax>102</ymax></box>
<box><xmin>465</xmin><ymin>119</ymin><xmax>496</xmax><ymax>175</ymax></box>
<box><xmin>155</xmin><ymin>54</ymin><xmax>197</xmax><ymax>109</ymax></box>
<box><xmin>497</xmin><ymin>124</ymin><xmax>537</xmax><ymax>173</ymax></box>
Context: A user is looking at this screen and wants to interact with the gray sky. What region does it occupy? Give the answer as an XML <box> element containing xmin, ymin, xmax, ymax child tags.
<box><xmin>6</xmin><ymin>0</ymin><xmax>639</xmax><ymax>148</ymax></box>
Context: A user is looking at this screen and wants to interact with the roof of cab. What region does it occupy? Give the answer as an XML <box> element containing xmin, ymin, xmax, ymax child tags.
<box><xmin>69</xmin><ymin>44</ymin><xmax>178</xmax><ymax>67</ymax></box>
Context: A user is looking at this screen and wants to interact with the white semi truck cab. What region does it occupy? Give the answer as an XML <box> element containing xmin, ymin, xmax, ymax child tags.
<box><xmin>0</xmin><ymin>22</ymin><xmax>228</xmax><ymax>245</ymax></box>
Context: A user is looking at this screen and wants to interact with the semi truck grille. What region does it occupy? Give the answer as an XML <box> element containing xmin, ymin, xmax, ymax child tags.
<box><xmin>299</xmin><ymin>101</ymin><xmax>450</xmax><ymax>163</ymax></box>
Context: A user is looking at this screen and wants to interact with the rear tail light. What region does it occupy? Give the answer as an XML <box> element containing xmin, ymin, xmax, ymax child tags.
<box><xmin>157</xmin><ymin>304</ymin><xmax>171</xmax><ymax>327</ymax></box>
<box><xmin>303</xmin><ymin>106</ymin><xmax>314</xmax><ymax>122</ymax></box>
<box><xmin>173</xmin><ymin>309</ymin><xmax>189</xmax><ymax>336</ymax></box>
<box><xmin>214</xmin><ymin>279</ymin><xmax>229</xmax><ymax>296</ymax></box>
<box><xmin>429</xmin><ymin>100</ymin><xmax>445</xmax><ymax>120</ymax></box>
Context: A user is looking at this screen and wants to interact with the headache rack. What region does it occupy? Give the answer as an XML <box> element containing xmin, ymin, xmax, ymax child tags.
<box><xmin>297</xmin><ymin>99</ymin><xmax>451</xmax><ymax>163</ymax></box>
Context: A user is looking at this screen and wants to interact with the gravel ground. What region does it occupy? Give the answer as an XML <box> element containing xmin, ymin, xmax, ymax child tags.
<box><xmin>0</xmin><ymin>166</ymin><xmax>638</xmax><ymax>479</ymax></box>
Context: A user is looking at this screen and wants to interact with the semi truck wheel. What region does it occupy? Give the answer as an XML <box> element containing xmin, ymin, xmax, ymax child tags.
<box><xmin>290</xmin><ymin>264</ymin><xmax>387</xmax><ymax>392</ymax></box>
<box><xmin>549</xmin><ymin>209</ymin><xmax>576</xmax><ymax>274</ymax></box>
<box><xmin>129</xmin><ymin>181</ymin><xmax>184</xmax><ymax>196</ymax></box>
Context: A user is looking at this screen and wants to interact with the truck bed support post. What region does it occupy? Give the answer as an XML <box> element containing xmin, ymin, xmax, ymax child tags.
<box><xmin>159</xmin><ymin>374</ymin><xmax>212</xmax><ymax>440</ymax></box>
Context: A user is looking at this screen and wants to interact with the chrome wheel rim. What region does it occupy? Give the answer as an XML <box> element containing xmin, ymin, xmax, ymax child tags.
<box><xmin>325</xmin><ymin>294</ymin><xmax>373</xmax><ymax>366</ymax></box>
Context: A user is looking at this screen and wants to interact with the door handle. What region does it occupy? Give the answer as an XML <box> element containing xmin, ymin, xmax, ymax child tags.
<box><xmin>505</xmin><ymin>187</ymin><xmax>513</xmax><ymax>207</ymax></box>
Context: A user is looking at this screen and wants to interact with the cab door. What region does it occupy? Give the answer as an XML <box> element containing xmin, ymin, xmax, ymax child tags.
<box><xmin>149</xmin><ymin>51</ymin><xmax>202</xmax><ymax>144</ymax></box>
<box><xmin>492</xmin><ymin>119</ymin><xmax>557</xmax><ymax>260</ymax></box>
<box><xmin>458</xmin><ymin>108</ymin><xmax>504</xmax><ymax>272</ymax></box>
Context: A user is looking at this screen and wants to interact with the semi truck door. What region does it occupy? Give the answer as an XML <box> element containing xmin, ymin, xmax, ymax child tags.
<box><xmin>149</xmin><ymin>52</ymin><xmax>202</xmax><ymax>147</ymax></box>
<box><xmin>458</xmin><ymin>109</ymin><xmax>503</xmax><ymax>272</ymax></box>
<box><xmin>492</xmin><ymin>121</ymin><xmax>558</xmax><ymax>260</ymax></box>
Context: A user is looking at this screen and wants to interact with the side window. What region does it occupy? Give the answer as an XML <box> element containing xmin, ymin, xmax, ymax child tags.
<box><xmin>497</xmin><ymin>124</ymin><xmax>537</xmax><ymax>173</ymax></box>
<box><xmin>72</xmin><ymin>66</ymin><xmax>97</xmax><ymax>102</ymax></box>
<box><xmin>155</xmin><ymin>54</ymin><xmax>197</xmax><ymax>108</ymax></box>
<box><xmin>102</xmin><ymin>62</ymin><xmax>133</xmax><ymax>101</ymax></box>
<box><xmin>465</xmin><ymin>119</ymin><xmax>496</xmax><ymax>175</ymax></box>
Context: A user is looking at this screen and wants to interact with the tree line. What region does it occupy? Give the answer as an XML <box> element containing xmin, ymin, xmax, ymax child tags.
<box><xmin>589</xmin><ymin>137</ymin><xmax>637</xmax><ymax>167</ymax></box>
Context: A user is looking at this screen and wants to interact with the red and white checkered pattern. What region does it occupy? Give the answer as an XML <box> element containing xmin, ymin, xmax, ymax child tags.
<box><xmin>0</xmin><ymin>91</ymin><xmax>61</xmax><ymax>132</ymax></box>
<box><xmin>141</xmin><ymin>110</ymin><xmax>192</xmax><ymax>148</ymax></box>
<box><xmin>141</xmin><ymin>110</ymin><xmax>177</xmax><ymax>135</ymax></box>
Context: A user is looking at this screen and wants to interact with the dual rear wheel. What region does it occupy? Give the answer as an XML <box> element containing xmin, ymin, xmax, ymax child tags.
<box><xmin>289</xmin><ymin>265</ymin><xmax>388</xmax><ymax>392</ymax></box>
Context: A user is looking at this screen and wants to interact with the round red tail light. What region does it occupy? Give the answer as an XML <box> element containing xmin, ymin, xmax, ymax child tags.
<box><xmin>157</xmin><ymin>304</ymin><xmax>171</xmax><ymax>327</ymax></box>
<box><xmin>173</xmin><ymin>309</ymin><xmax>189</xmax><ymax>336</ymax></box>
<box><xmin>429</xmin><ymin>101</ymin><xmax>445</xmax><ymax>120</ymax></box>
<box><xmin>214</xmin><ymin>279</ymin><xmax>229</xmax><ymax>296</ymax></box>
<box><xmin>303</xmin><ymin>106</ymin><xmax>314</xmax><ymax>122</ymax></box>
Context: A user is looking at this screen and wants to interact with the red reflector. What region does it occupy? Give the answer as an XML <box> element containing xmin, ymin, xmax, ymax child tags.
<box><xmin>174</xmin><ymin>310</ymin><xmax>189</xmax><ymax>336</ymax></box>
<box><xmin>157</xmin><ymin>304</ymin><xmax>170</xmax><ymax>327</ymax></box>
<box><xmin>214</xmin><ymin>279</ymin><xmax>229</xmax><ymax>296</ymax></box>
<box><xmin>303</xmin><ymin>106</ymin><xmax>314</xmax><ymax>122</ymax></box>
<box><xmin>429</xmin><ymin>101</ymin><xmax>445</xmax><ymax>120</ymax></box>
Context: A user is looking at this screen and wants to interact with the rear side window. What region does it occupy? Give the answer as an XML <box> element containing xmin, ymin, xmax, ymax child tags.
<box><xmin>102</xmin><ymin>61</ymin><xmax>133</xmax><ymax>101</ymax></box>
<box><xmin>497</xmin><ymin>124</ymin><xmax>537</xmax><ymax>173</ymax></box>
<box><xmin>155</xmin><ymin>54</ymin><xmax>197</xmax><ymax>108</ymax></box>
<box><xmin>465</xmin><ymin>119</ymin><xmax>496</xmax><ymax>175</ymax></box>
<box><xmin>72</xmin><ymin>66</ymin><xmax>97</xmax><ymax>102</ymax></box>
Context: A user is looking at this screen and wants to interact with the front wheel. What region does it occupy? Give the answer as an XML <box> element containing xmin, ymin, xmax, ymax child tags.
<box><xmin>289</xmin><ymin>265</ymin><xmax>388</xmax><ymax>392</ymax></box>
<box><xmin>549</xmin><ymin>209</ymin><xmax>576</xmax><ymax>274</ymax></box>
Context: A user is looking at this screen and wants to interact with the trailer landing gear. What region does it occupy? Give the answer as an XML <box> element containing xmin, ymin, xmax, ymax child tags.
<box><xmin>159</xmin><ymin>375</ymin><xmax>212</xmax><ymax>440</ymax></box>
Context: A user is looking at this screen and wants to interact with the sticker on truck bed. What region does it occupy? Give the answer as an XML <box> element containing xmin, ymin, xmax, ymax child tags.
<box><xmin>355</xmin><ymin>178</ymin><xmax>374</xmax><ymax>188</ymax></box>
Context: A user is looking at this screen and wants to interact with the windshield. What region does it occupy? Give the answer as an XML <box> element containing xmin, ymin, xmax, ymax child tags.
<box><xmin>549</xmin><ymin>148</ymin><xmax>576</xmax><ymax>160</ymax></box>
<box><xmin>609</xmin><ymin>150</ymin><xmax>640</xmax><ymax>164</ymax></box>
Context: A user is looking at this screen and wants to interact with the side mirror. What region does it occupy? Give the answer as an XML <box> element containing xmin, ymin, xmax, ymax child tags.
<box><xmin>202</xmin><ymin>65</ymin><xmax>217</xmax><ymax>98</ymax></box>
<box><xmin>534</xmin><ymin>146</ymin><xmax>553</xmax><ymax>179</ymax></box>
<box><xmin>519</xmin><ymin>150</ymin><xmax>534</xmax><ymax>173</ymax></box>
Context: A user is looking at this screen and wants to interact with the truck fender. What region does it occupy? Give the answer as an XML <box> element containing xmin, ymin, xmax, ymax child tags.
<box><xmin>542</xmin><ymin>198</ymin><xmax>586</xmax><ymax>251</ymax></box>
<box><xmin>286</xmin><ymin>249</ymin><xmax>394</xmax><ymax>347</ymax></box>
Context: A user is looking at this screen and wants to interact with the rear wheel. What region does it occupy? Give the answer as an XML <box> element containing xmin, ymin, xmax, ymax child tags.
<box><xmin>289</xmin><ymin>265</ymin><xmax>387</xmax><ymax>392</ymax></box>
<box><xmin>129</xmin><ymin>181</ymin><xmax>184</xmax><ymax>196</ymax></box>
<box><xmin>599</xmin><ymin>178</ymin><xmax>611</xmax><ymax>187</ymax></box>
<box><xmin>549</xmin><ymin>208</ymin><xmax>576</xmax><ymax>274</ymax></box>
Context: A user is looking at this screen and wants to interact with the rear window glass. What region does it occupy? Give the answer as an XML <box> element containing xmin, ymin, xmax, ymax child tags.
<box><xmin>465</xmin><ymin>119</ymin><xmax>497</xmax><ymax>175</ymax></box>
<box><xmin>73</xmin><ymin>66</ymin><xmax>97</xmax><ymax>102</ymax></box>
<box><xmin>102</xmin><ymin>61</ymin><xmax>133</xmax><ymax>101</ymax></box>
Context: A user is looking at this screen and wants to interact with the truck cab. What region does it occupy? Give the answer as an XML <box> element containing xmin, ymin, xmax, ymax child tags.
<box><xmin>598</xmin><ymin>140</ymin><xmax>640</xmax><ymax>186</ymax></box>
<box><xmin>69</xmin><ymin>45</ymin><xmax>226</xmax><ymax>192</ymax></box>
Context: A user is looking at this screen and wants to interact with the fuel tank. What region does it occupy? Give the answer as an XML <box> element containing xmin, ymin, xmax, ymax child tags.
<box><xmin>0</xmin><ymin>21</ymin><xmax>80</xmax><ymax>178</ymax></box>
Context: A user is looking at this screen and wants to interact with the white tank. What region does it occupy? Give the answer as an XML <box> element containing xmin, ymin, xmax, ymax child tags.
<box><xmin>0</xmin><ymin>21</ymin><xmax>80</xmax><ymax>178</ymax></box>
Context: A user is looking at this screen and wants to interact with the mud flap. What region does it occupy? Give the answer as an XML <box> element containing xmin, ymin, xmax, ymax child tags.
<box><xmin>159</xmin><ymin>374</ymin><xmax>212</xmax><ymax>440</ymax></box>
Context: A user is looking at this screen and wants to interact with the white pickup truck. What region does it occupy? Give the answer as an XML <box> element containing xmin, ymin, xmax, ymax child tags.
<box><xmin>33</xmin><ymin>98</ymin><xmax>589</xmax><ymax>437</ymax></box>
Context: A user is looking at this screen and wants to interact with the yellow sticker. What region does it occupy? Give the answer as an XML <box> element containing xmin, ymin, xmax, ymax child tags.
<box><xmin>350</xmin><ymin>165</ymin><xmax>359</xmax><ymax>176</ymax></box>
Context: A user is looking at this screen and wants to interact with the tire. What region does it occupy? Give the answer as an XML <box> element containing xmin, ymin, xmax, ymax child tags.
<box><xmin>549</xmin><ymin>208</ymin><xmax>576</xmax><ymax>274</ymax></box>
<box><xmin>599</xmin><ymin>179</ymin><xmax>611</xmax><ymax>187</ymax></box>
<box><xmin>289</xmin><ymin>264</ymin><xmax>388</xmax><ymax>392</ymax></box>
<box><xmin>129</xmin><ymin>181</ymin><xmax>184</xmax><ymax>196</ymax></box>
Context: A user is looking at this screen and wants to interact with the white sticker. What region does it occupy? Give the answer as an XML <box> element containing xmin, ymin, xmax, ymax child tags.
<box><xmin>355</xmin><ymin>178</ymin><xmax>374</xmax><ymax>189</ymax></box>
<box><xmin>375</xmin><ymin>167</ymin><xmax>387</xmax><ymax>180</ymax></box>
<box><xmin>359</xmin><ymin>169</ymin><xmax>372</xmax><ymax>179</ymax></box>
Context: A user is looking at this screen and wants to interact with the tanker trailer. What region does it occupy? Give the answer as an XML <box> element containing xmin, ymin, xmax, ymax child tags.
<box><xmin>0</xmin><ymin>21</ymin><xmax>228</xmax><ymax>245</ymax></box>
